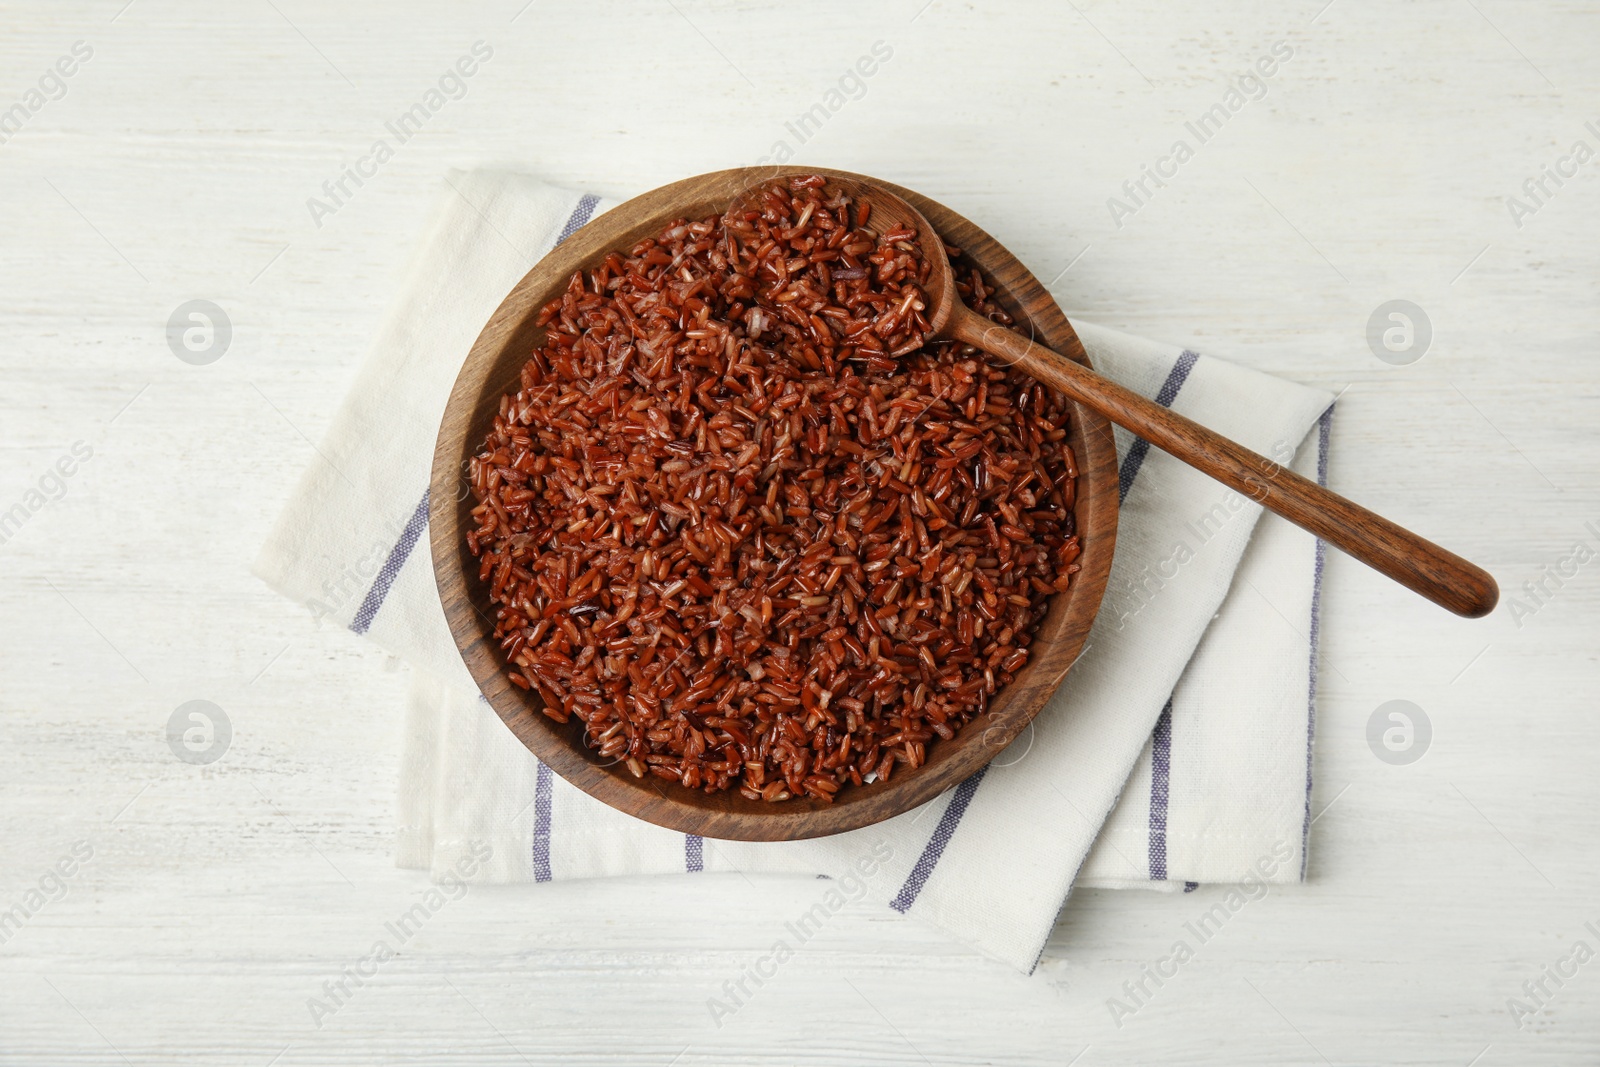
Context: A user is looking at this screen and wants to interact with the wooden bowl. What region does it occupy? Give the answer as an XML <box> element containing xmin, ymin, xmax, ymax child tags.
<box><xmin>429</xmin><ymin>167</ymin><xmax>1119</xmax><ymax>841</ymax></box>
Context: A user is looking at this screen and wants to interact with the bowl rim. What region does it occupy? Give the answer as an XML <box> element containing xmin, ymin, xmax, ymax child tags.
<box><xmin>428</xmin><ymin>166</ymin><xmax>1119</xmax><ymax>841</ymax></box>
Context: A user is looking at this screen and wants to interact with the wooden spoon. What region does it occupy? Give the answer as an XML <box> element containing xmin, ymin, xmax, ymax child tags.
<box><xmin>734</xmin><ymin>176</ymin><xmax>1499</xmax><ymax>619</ymax></box>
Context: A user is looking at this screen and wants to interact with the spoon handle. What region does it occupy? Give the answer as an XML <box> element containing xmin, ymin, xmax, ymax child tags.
<box><xmin>947</xmin><ymin>305</ymin><xmax>1499</xmax><ymax>618</ymax></box>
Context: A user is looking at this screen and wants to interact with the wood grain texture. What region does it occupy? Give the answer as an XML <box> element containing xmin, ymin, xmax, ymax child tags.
<box><xmin>944</xmin><ymin>301</ymin><xmax>1499</xmax><ymax>617</ymax></box>
<box><xmin>1</xmin><ymin>0</ymin><xmax>1596</xmax><ymax>1063</ymax></box>
<box><xmin>429</xmin><ymin>166</ymin><xmax>1119</xmax><ymax>841</ymax></box>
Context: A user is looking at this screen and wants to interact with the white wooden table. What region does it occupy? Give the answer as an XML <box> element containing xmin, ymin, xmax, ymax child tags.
<box><xmin>2</xmin><ymin>1</ymin><xmax>1596</xmax><ymax>1062</ymax></box>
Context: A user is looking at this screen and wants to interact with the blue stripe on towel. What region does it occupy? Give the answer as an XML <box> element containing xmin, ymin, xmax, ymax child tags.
<box><xmin>1117</xmin><ymin>350</ymin><xmax>1199</xmax><ymax>503</ymax></box>
<box><xmin>350</xmin><ymin>491</ymin><xmax>430</xmax><ymax>636</ymax></box>
<box><xmin>348</xmin><ymin>191</ymin><xmax>602</xmax><ymax>638</ymax></box>
<box><xmin>1147</xmin><ymin>699</ymin><xmax>1174</xmax><ymax>880</ymax></box>
<box><xmin>1126</xmin><ymin>350</ymin><xmax>1205</xmax><ymax>881</ymax></box>
<box><xmin>532</xmin><ymin>761</ymin><xmax>555</xmax><ymax>882</ymax></box>
<box><xmin>1299</xmin><ymin>402</ymin><xmax>1335</xmax><ymax>878</ymax></box>
<box><xmin>889</xmin><ymin>767</ymin><xmax>988</xmax><ymax>913</ymax></box>
<box><xmin>557</xmin><ymin>193</ymin><xmax>600</xmax><ymax>243</ymax></box>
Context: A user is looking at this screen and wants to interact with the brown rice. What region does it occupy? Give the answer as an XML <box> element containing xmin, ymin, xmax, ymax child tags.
<box><xmin>466</xmin><ymin>175</ymin><xmax>1080</xmax><ymax>802</ymax></box>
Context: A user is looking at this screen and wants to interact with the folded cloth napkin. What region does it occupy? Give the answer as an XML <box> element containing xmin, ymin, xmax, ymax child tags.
<box><xmin>254</xmin><ymin>169</ymin><xmax>1336</xmax><ymax>972</ymax></box>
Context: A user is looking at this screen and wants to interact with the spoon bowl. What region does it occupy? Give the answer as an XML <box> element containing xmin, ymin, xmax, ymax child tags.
<box><xmin>724</xmin><ymin>173</ymin><xmax>964</xmax><ymax>339</ymax></box>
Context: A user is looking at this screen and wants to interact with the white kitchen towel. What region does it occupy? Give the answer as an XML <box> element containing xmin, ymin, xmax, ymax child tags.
<box><xmin>254</xmin><ymin>169</ymin><xmax>1336</xmax><ymax>972</ymax></box>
